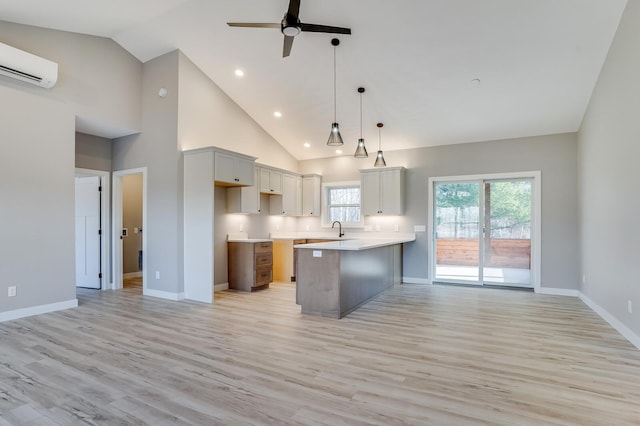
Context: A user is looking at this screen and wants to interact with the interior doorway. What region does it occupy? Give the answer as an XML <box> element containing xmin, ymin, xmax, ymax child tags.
<box><xmin>428</xmin><ymin>172</ymin><xmax>541</xmax><ymax>291</ymax></box>
<box><xmin>75</xmin><ymin>168</ymin><xmax>110</xmax><ymax>290</ymax></box>
<box><xmin>112</xmin><ymin>168</ymin><xmax>147</xmax><ymax>294</ymax></box>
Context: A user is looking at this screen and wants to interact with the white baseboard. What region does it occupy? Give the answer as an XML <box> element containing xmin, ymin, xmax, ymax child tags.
<box><xmin>214</xmin><ymin>283</ymin><xmax>229</xmax><ymax>292</ymax></box>
<box><xmin>0</xmin><ymin>299</ymin><xmax>78</xmax><ymax>323</ymax></box>
<box><xmin>143</xmin><ymin>288</ymin><xmax>185</xmax><ymax>301</ymax></box>
<box><xmin>123</xmin><ymin>272</ymin><xmax>142</xmax><ymax>279</ymax></box>
<box><xmin>537</xmin><ymin>287</ymin><xmax>579</xmax><ymax>297</ymax></box>
<box><xmin>579</xmin><ymin>292</ymin><xmax>640</xmax><ymax>350</ymax></box>
<box><xmin>402</xmin><ymin>277</ymin><xmax>430</xmax><ymax>285</ymax></box>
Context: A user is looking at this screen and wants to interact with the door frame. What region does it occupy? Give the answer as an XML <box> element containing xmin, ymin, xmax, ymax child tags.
<box><xmin>427</xmin><ymin>171</ymin><xmax>541</xmax><ymax>292</ymax></box>
<box><xmin>75</xmin><ymin>168</ymin><xmax>110</xmax><ymax>290</ymax></box>
<box><xmin>112</xmin><ymin>167</ymin><xmax>147</xmax><ymax>293</ymax></box>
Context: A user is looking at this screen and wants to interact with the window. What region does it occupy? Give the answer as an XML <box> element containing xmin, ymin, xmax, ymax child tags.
<box><xmin>322</xmin><ymin>182</ymin><xmax>363</xmax><ymax>227</ymax></box>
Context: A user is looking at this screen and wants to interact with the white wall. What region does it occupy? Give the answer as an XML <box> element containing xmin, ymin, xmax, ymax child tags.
<box><xmin>177</xmin><ymin>52</ymin><xmax>298</xmax><ymax>171</ymax></box>
<box><xmin>299</xmin><ymin>133</ymin><xmax>579</xmax><ymax>289</ymax></box>
<box><xmin>0</xmin><ymin>85</ymin><xmax>76</xmax><ymax>314</ymax></box>
<box><xmin>578</xmin><ymin>0</ymin><xmax>640</xmax><ymax>336</ymax></box>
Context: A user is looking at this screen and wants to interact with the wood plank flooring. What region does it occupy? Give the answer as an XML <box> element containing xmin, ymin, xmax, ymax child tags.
<box><xmin>1</xmin><ymin>282</ymin><xmax>639</xmax><ymax>425</ymax></box>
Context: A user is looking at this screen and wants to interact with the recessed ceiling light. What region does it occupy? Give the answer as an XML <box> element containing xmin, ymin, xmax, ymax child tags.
<box><xmin>303</xmin><ymin>142</ymin><xmax>311</xmax><ymax>148</ymax></box>
<box><xmin>274</xmin><ymin>111</ymin><xmax>282</xmax><ymax>118</ymax></box>
<box><xmin>471</xmin><ymin>78</ymin><xmax>481</xmax><ymax>85</ymax></box>
<box><xmin>335</xmin><ymin>149</ymin><xmax>342</xmax><ymax>155</ymax></box>
<box><xmin>235</xmin><ymin>69</ymin><xmax>244</xmax><ymax>77</ymax></box>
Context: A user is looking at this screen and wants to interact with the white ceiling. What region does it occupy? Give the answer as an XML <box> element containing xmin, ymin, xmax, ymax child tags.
<box><xmin>0</xmin><ymin>0</ymin><xmax>628</xmax><ymax>160</ymax></box>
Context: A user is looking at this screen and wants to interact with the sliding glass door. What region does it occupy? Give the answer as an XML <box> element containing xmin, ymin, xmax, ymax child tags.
<box><xmin>434</xmin><ymin>182</ymin><xmax>481</xmax><ymax>283</ymax></box>
<box><xmin>433</xmin><ymin>178</ymin><xmax>533</xmax><ymax>288</ymax></box>
<box><xmin>482</xmin><ymin>180</ymin><xmax>532</xmax><ymax>287</ymax></box>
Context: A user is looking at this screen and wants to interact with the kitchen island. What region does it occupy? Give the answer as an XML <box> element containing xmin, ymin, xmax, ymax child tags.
<box><xmin>295</xmin><ymin>237</ymin><xmax>415</xmax><ymax>318</ymax></box>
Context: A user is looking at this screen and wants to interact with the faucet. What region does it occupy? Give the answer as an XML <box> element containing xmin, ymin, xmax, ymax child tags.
<box><xmin>331</xmin><ymin>221</ymin><xmax>344</xmax><ymax>238</ymax></box>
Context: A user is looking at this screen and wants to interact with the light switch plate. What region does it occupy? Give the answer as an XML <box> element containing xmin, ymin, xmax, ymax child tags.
<box><xmin>414</xmin><ymin>225</ymin><xmax>426</xmax><ymax>232</ymax></box>
<box><xmin>313</xmin><ymin>250</ymin><xmax>322</xmax><ymax>258</ymax></box>
<box><xmin>8</xmin><ymin>286</ymin><xmax>16</xmax><ymax>297</ymax></box>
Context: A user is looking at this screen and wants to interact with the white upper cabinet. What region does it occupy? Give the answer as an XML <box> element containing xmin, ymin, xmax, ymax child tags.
<box><xmin>360</xmin><ymin>167</ymin><xmax>405</xmax><ymax>216</ymax></box>
<box><xmin>227</xmin><ymin>168</ymin><xmax>260</xmax><ymax>214</ymax></box>
<box><xmin>259</xmin><ymin>167</ymin><xmax>283</xmax><ymax>195</ymax></box>
<box><xmin>214</xmin><ymin>151</ymin><xmax>255</xmax><ymax>186</ymax></box>
<box><xmin>301</xmin><ymin>175</ymin><xmax>321</xmax><ymax>217</ymax></box>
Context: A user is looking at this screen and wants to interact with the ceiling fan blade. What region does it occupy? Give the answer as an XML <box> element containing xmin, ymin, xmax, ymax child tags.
<box><xmin>283</xmin><ymin>35</ymin><xmax>294</xmax><ymax>58</ymax></box>
<box><xmin>299</xmin><ymin>23</ymin><xmax>351</xmax><ymax>34</ymax></box>
<box><xmin>227</xmin><ymin>22</ymin><xmax>280</xmax><ymax>29</ymax></box>
<box><xmin>287</xmin><ymin>0</ymin><xmax>301</xmax><ymax>19</ymax></box>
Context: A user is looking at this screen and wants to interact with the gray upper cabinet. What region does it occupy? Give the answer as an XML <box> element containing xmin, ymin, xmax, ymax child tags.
<box><xmin>227</xmin><ymin>168</ymin><xmax>260</xmax><ymax>214</ymax></box>
<box><xmin>270</xmin><ymin>173</ymin><xmax>299</xmax><ymax>215</ymax></box>
<box><xmin>259</xmin><ymin>167</ymin><xmax>283</xmax><ymax>194</ymax></box>
<box><xmin>301</xmin><ymin>175</ymin><xmax>321</xmax><ymax>216</ymax></box>
<box><xmin>361</xmin><ymin>167</ymin><xmax>405</xmax><ymax>216</ymax></box>
<box><xmin>214</xmin><ymin>151</ymin><xmax>255</xmax><ymax>186</ymax></box>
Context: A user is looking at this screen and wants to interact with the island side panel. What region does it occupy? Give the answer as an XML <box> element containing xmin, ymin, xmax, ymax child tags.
<box><xmin>339</xmin><ymin>246</ymin><xmax>396</xmax><ymax>317</ymax></box>
<box><xmin>297</xmin><ymin>249</ymin><xmax>341</xmax><ymax>318</ymax></box>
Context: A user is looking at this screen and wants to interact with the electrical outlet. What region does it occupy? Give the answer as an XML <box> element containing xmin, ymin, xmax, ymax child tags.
<box><xmin>239</xmin><ymin>223</ymin><xmax>244</xmax><ymax>232</ymax></box>
<box><xmin>7</xmin><ymin>286</ymin><xmax>16</xmax><ymax>297</ymax></box>
<box><xmin>306</xmin><ymin>225</ymin><xmax>310</xmax><ymax>231</ymax></box>
<box><xmin>364</xmin><ymin>225</ymin><xmax>372</xmax><ymax>232</ymax></box>
<box><xmin>414</xmin><ymin>225</ymin><xmax>426</xmax><ymax>232</ymax></box>
<box><xmin>155</xmin><ymin>271</ymin><xmax>160</xmax><ymax>280</ymax></box>
<box><xmin>582</xmin><ymin>275</ymin><xmax>586</xmax><ymax>285</ymax></box>
<box><xmin>394</xmin><ymin>224</ymin><xmax>399</xmax><ymax>232</ymax></box>
<box><xmin>628</xmin><ymin>300</ymin><xmax>633</xmax><ymax>314</ymax></box>
<box><xmin>375</xmin><ymin>224</ymin><xmax>381</xmax><ymax>232</ymax></box>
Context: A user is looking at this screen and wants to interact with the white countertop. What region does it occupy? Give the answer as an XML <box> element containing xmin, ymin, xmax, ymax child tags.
<box><xmin>271</xmin><ymin>231</ymin><xmax>416</xmax><ymax>241</ymax></box>
<box><xmin>227</xmin><ymin>239</ymin><xmax>272</xmax><ymax>243</ymax></box>
<box><xmin>294</xmin><ymin>236</ymin><xmax>415</xmax><ymax>251</ymax></box>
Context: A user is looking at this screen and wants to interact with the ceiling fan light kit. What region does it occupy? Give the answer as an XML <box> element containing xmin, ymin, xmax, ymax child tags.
<box><xmin>354</xmin><ymin>87</ymin><xmax>368</xmax><ymax>158</ymax></box>
<box><xmin>227</xmin><ymin>0</ymin><xmax>351</xmax><ymax>58</ymax></box>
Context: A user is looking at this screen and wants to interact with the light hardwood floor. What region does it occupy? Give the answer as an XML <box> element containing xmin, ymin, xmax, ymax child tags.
<box><xmin>1</xmin><ymin>282</ymin><xmax>639</xmax><ymax>425</ymax></box>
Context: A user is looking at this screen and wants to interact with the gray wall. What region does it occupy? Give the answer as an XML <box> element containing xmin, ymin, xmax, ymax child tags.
<box><xmin>0</xmin><ymin>85</ymin><xmax>76</xmax><ymax>312</ymax></box>
<box><xmin>113</xmin><ymin>51</ymin><xmax>183</xmax><ymax>294</ymax></box>
<box><xmin>122</xmin><ymin>174</ymin><xmax>143</xmax><ymax>274</ymax></box>
<box><xmin>0</xmin><ymin>23</ymin><xmax>142</xmax><ymax>316</ymax></box>
<box><xmin>75</xmin><ymin>132</ymin><xmax>112</xmax><ymax>171</ymax></box>
<box><xmin>299</xmin><ymin>133</ymin><xmax>579</xmax><ymax>289</ymax></box>
<box><xmin>578</xmin><ymin>0</ymin><xmax>640</xmax><ymax>336</ymax></box>
<box><xmin>0</xmin><ymin>21</ymin><xmax>142</xmax><ymax>135</ymax></box>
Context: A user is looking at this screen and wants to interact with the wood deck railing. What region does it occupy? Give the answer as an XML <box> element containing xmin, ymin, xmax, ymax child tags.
<box><xmin>436</xmin><ymin>238</ymin><xmax>531</xmax><ymax>269</ymax></box>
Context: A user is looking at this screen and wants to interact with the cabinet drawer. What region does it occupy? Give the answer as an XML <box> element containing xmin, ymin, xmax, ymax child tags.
<box><xmin>255</xmin><ymin>267</ymin><xmax>272</xmax><ymax>285</ymax></box>
<box><xmin>255</xmin><ymin>252</ymin><xmax>272</xmax><ymax>267</ymax></box>
<box><xmin>255</xmin><ymin>241</ymin><xmax>272</xmax><ymax>253</ymax></box>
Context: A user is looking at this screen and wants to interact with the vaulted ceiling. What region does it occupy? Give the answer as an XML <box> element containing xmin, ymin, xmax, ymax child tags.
<box><xmin>1</xmin><ymin>0</ymin><xmax>628</xmax><ymax>160</ymax></box>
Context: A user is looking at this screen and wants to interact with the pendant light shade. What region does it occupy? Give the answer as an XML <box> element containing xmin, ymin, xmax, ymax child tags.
<box><xmin>354</xmin><ymin>87</ymin><xmax>368</xmax><ymax>158</ymax></box>
<box><xmin>374</xmin><ymin>122</ymin><xmax>387</xmax><ymax>167</ymax></box>
<box><xmin>327</xmin><ymin>39</ymin><xmax>344</xmax><ymax>146</ymax></box>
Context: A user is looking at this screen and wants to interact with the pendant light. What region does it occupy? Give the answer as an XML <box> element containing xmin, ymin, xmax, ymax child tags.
<box><xmin>354</xmin><ymin>87</ymin><xmax>368</xmax><ymax>158</ymax></box>
<box><xmin>374</xmin><ymin>122</ymin><xmax>387</xmax><ymax>167</ymax></box>
<box><xmin>327</xmin><ymin>38</ymin><xmax>344</xmax><ymax>146</ymax></box>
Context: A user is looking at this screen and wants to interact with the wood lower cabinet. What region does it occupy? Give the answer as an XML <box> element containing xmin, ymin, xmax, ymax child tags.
<box><xmin>228</xmin><ymin>241</ymin><xmax>272</xmax><ymax>291</ymax></box>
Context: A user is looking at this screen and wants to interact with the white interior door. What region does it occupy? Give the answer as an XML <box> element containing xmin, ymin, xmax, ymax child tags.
<box><xmin>75</xmin><ymin>176</ymin><xmax>101</xmax><ymax>289</ymax></box>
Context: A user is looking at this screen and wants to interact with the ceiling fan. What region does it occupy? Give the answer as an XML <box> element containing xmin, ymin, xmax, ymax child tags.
<box><xmin>227</xmin><ymin>0</ymin><xmax>351</xmax><ymax>57</ymax></box>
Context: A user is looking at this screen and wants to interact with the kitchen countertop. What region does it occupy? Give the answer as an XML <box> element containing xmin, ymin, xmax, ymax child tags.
<box><xmin>294</xmin><ymin>236</ymin><xmax>415</xmax><ymax>251</ymax></box>
<box><xmin>271</xmin><ymin>232</ymin><xmax>416</xmax><ymax>241</ymax></box>
<box><xmin>227</xmin><ymin>239</ymin><xmax>272</xmax><ymax>243</ymax></box>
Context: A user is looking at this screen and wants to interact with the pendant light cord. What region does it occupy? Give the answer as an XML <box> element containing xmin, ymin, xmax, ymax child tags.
<box><xmin>359</xmin><ymin>91</ymin><xmax>363</xmax><ymax>138</ymax></box>
<box><xmin>378</xmin><ymin>127</ymin><xmax>382</xmax><ymax>150</ymax></box>
<box><xmin>333</xmin><ymin>46</ymin><xmax>337</xmax><ymax>122</ymax></box>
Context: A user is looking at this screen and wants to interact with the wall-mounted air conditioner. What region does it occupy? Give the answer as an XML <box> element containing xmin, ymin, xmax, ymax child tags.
<box><xmin>0</xmin><ymin>42</ymin><xmax>58</xmax><ymax>88</ymax></box>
